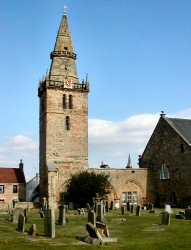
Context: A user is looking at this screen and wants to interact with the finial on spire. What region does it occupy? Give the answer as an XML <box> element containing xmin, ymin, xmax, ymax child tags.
<box><xmin>64</xmin><ymin>4</ymin><xmax>67</xmax><ymax>15</ymax></box>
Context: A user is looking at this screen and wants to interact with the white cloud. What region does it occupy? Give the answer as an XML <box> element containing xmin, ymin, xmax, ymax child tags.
<box><xmin>88</xmin><ymin>108</ymin><xmax>191</xmax><ymax>168</ymax></box>
<box><xmin>0</xmin><ymin>135</ymin><xmax>38</xmax><ymax>181</ymax></box>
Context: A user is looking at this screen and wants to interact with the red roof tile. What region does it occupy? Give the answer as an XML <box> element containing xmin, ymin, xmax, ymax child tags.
<box><xmin>0</xmin><ymin>168</ymin><xmax>26</xmax><ymax>183</ymax></box>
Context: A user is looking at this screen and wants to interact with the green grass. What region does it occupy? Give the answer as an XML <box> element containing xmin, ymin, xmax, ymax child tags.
<box><xmin>0</xmin><ymin>208</ymin><xmax>191</xmax><ymax>249</ymax></box>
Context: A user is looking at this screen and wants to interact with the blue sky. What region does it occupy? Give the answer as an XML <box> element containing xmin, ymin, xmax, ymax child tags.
<box><xmin>0</xmin><ymin>0</ymin><xmax>191</xmax><ymax>180</ymax></box>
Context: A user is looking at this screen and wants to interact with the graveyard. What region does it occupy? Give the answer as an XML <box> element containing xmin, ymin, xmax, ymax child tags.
<box><xmin>0</xmin><ymin>205</ymin><xmax>191</xmax><ymax>249</ymax></box>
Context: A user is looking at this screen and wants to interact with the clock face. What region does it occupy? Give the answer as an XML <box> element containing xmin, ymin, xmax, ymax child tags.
<box><xmin>64</xmin><ymin>78</ymin><xmax>73</xmax><ymax>89</ymax></box>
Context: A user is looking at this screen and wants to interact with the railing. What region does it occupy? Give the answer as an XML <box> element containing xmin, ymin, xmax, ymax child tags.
<box><xmin>50</xmin><ymin>50</ymin><xmax>77</xmax><ymax>60</ymax></box>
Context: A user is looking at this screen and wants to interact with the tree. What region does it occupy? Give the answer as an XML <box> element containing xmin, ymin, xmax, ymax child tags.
<box><xmin>65</xmin><ymin>171</ymin><xmax>111</xmax><ymax>207</ymax></box>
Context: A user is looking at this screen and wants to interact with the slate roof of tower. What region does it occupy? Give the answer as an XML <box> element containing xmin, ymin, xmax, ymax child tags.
<box><xmin>0</xmin><ymin>168</ymin><xmax>26</xmax><ymax>183</ymax></box>
<box><xmin>165</xmin><ymin>117</ymin><xmax>191</xmax><ymax>146</ymax></box>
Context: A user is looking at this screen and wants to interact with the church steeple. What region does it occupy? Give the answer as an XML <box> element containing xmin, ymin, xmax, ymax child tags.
<box><xmin>54</xmin><ymin>14</ymin><xmax>74</xmax><ymax>53</ymax></box>
<box><xmin>38</xmin><ymin>11</ymin><xmax>89</xmax><ymax>97</ymax></box>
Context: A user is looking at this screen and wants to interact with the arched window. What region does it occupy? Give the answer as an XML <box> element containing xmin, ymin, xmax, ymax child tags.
<box><xmin>63</xmin><ymin>94</ymin><xmax>67</xmax><ymax>109</ymax></box>
<box><xmin>66</xmin><ymin>116</ymin><xmax>70</xmax><ymax>130</ymax></box>
<box><xmin>69</xmin><ymin>95</ymin><xmax>73</xmax><ymax>109</ymax></box>
<box><xmin>160</xmin><ymin>164</ymin><xmax>169</xmax><ymax>180</ymax></box>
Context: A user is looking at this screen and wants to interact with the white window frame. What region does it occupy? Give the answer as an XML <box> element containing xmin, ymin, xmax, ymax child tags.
<box><xmin>160</xmin><ymin>164</ymin><xmax>169</xmax><ymax>180</ymax></box>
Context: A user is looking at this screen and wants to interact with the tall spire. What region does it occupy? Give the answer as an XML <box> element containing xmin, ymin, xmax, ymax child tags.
<box><xmin>126</xmin><ymin>154</ymin><xmax>132</xmax><ymax>168</ymax></box>
<box><xmin>54</xmin><ymin>13</ymin><xmax>74</xmax><ymax>53</ymax></box>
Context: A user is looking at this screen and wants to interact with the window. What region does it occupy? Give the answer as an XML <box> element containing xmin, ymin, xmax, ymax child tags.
<box><xmin>127</xmin><ymin>192</ymin><xmax>132</xmax><ymax>203</ymax></box>
<box><xmin>13</xmin><ymin>185</ymin><xmax>18</xmax><ymax>193</ymax></box>
<box><xmin>160</xmin><ymin>164</ymin><xmax>169</xmax><ymax>180</ymax></box>
<box><xmin>69</xmin><ymin>95</ymin><xmax>73</xmax><ymax>109</ymax></box>
<box><xmin>64</xmin><ymin>47</ymin><xmax>68</xmax><ymax>50</ymax></box>
<box><xmin>133</xmin><ymin>191</ymin><xmax>138</xmax><ymax>204</ymax></box>
<box><xmin>0</xmin><ymin>185</ymin><xmax>4</xmax><ymax>193</ymax></box>
<box><xmin>122</xmin><ymin>192</ymin><xmax>127</xmax><ymax>204</ymax></box>
<box><xmin>63</xmin><ymin>94</ymin><xmax>67</xmax><ymax>109</ymax></box>
<box><xmin>66</xmin><ymin>116</ymin><xmax>70</xmax><ymax>130</ymax></box>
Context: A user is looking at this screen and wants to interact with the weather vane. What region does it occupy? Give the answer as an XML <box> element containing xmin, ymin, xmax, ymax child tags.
<box><xmin>64</xmin><ymin>4</ymin><xmax>67</xmax><ymax>15</ymax></box>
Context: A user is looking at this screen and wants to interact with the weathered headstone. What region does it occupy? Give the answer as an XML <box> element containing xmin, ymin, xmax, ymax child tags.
<box><xmin>126</xmin><ymin>202</ymin><xmax>130</xmax><ymax>211</ymax></box>
<box><xmin>29</xmin><ymin>224</ymin><xmax>37</xmax><ymax>236</ymax></box>
<box><xmin>130</xmin><ymin>204</ymin><xmax>134</xmax><ymax>214</ymax></box>
<box><xmin>18</xmin><ymin>213</ymin><xmax>25</xmax><ymax>233</ymax></box>
<box><xmin>78</xmin><ymin>208</ymin><xmax>85</xmax><ymax>215</ymax></box>
<box><xmin>136</xmin><ymin>205</ymin><xmax>141</xmax><ymax>216</ymax></box>
<box><xmin>110</xmin><ymin>201</ymin><xmax>113</xmax><ymax>210</ymax></box>
<box><xmin>88</xmin><ymin>209</ymin><xmax>96</xmax><ymax>227</ymax></box>
<box><xmin>185</xmin><ymin>208</ymin><xmax>191</xmax><ymax>220</ymax></box>
<box><xmin>161</xmin><ymin>211</ymin><xmax>170</xmax><ymax>225</ymax></box>
<box><xmin>105</xmin><ymin>201</ymin><xmax>109</xmax><ymax>213</ymax></box>
<box><xmin>12</xmin><ymin>207</ymin><xmax>24</xmax><ymax>223</ymax></box>
<box><xmin>121</xmin><ymin>206</ymin><xmax>125</xmax><ymax>215</ymax></box>
<box><xmin>96</xmin><ymin>222</ymin><xmax>110</xmax><ymax>237</ymax></box>
<box><xmin>44</xmin><ymin>208</ymin><xmax>55</xmax><ymax>238</ymax></box>
<box><xmin>102</xmin><ymin>201</ymin><xmax>106</xmax><ymax>215</ymax></box>
<box><xmin>165</xmin><ymin>204</ymin><xmax>173</xmax><ymax>214</ymax></box>
<box><xmin>58</xmin><ymin>205</ymin><xmax>66</xmax><ymax>225</ymax></box>
<box><xmin>97</xmin><ymin>203</ymin><xmax>103</xmax><ymax>222</ymax></box>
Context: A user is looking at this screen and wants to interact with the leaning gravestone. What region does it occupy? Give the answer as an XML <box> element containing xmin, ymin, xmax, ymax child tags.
<box><xmin>161</xmin><ymin>211</ymin><xmax>170</xmax><ymax>225</ymax></box>
<box><xmin>126</xmin><ymin>202</ymin><xmax>130</xmax><ymax>211</ymax></box>
<box><xmin>105</xmin><ymin>201</ymin><xmax>109</xmax><ymax>213</ymax></box>
<box><xmin>44</xmin><ymin>208</ymin><xmax>55</xmax><ymax>238</ymax></box>
<box><xmin>88</xmin><ymin>209</ymin><xmax>96</xmax><ymax>227</ymax></box>
<box><xmin>18</xmin><ymin>213</ymin><xmax>25</xmax><ymax>233</ymax></box>
<box><xmin>58</xmin><ymin>205</ymin><xmax>66</xmax><ymax>225</ymax></box>
<box><xmin>136</xmin><ymin>205</ymin><xmax>141</xmax><ymax>216</ymax></box>
<box><xmin>165</xmin><ymin>204</ymin><xmax>173</xmax><ymax>214</ymax></box>
<box><xmin>12</xmin><ymin>207</ymin><xmax>24</xmax><ymax>223</ymax></box>
<box><xmin>110</xmin><ymin>201</ymin><xmax>113</xmax><ymax>210</ymax></box>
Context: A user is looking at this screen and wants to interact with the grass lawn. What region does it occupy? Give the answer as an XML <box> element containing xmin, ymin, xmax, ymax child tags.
<box><xmin>0</xmin><ymin>208</ymin><xmax>191</xmax><ymax>249</ymax></box>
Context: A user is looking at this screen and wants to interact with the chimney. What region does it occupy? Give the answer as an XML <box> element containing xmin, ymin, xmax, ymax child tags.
<box><xmin>19</xmin><ymin>159</ymin><xmax>24</xmax><ymax>172</ymax></box>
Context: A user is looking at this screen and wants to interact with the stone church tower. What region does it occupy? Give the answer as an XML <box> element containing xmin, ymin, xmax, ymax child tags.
<box><xmin>38</xmin><ymin>12</ymin><xmax>89</xmax><ymax>207</ymax></box>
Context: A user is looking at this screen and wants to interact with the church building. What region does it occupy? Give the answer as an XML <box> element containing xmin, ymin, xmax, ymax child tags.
<box><xmin>38</xmin><ymin>10</ymin><xmax>191</xmax><ymax>208</ymax></box>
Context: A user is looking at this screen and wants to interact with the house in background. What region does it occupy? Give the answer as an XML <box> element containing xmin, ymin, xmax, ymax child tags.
<box><xmin>26</xmin><ymin>173</ymin><xmax>39</xmax><ymax>202</ymax></box>
<box><xmin>0</xmin><ymin>160</ymin><xmax>26</xmax><ymax>204</ymax></box>
<box><xmin>140</xmin><ymin>113</ymin><xmax>191</xmax><ymax>207</ymax></box>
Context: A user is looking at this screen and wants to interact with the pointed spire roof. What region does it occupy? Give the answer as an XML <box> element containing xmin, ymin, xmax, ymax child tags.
<box><xmin>126</xmin><ymin>154</ymin><xmax>132</xmax><ymax>168</ymax></box>
<box><xmin>54</xmin><ymin>14</ymin><xmax>74</xmax><ymax>53</ymax></box>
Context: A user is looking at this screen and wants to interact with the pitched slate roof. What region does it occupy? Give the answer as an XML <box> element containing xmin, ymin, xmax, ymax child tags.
<box><xmin>0</xmin><ymin>168</ymin><xmax>26</xmax><ymax>183</ymax></box>
<box><xmin>165</xmin><ymin>117</ymin><xmax>191</xmax><ymax>146</ymax></box>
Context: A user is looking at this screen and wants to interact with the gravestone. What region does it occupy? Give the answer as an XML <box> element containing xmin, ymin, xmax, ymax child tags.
<box><xmin>96</xmin><ymin>221</ymin><xmax>110</xmax><ymax>237</ymax></box>
<box><xmin>136</xmin><ymin>205</ymin><xmax>141</xmax><ymax>216</ymax></box>
<box><xmin>18</xmin><ymin>213</ymin><xmax>25</xmax><ymax>233</ymax></box>
<box><xmin>88</xmin><ymin>209</ymin><xmax>96</xmax><ymax>227</ymax></box>
<box><xmin>97</xmin><ymin>203</ymin><xmax>103</xmax><ymax>222</ymax></box>
<box><xmin>105</xmin><ymin>201</ymin><xmax>109</xmax><ymax>212</ymax></box>
<box><xmin>12</xmin><ymin>207</ymin><xmax>24</xmax><ymax>223</ymax></box>
<box><xmin>165</xmin><ymin>204</ymin><xmax>173</xmax><ymax>214</ymax></box>
<box><xmin>44</xmin><ymin>208</ymin><xmax>55</xmax><ymax>238</ymax></box>
<box><xmin>29</xmin><ymin>224</ymin><xmax>37</xmax><ymax>236</ymax></box>
<box><xmin>78</xmin><ymin>208</ymin><xmax>85</xmax><ymax>215</ymax></box>
<box><xmin>110</xmin><ymin>201</ymin><xmax>113</xmax><ymax>210</ymax></box>
<box><xmin>126</xmin><ymin>202</ymin><xmax>130</xmax><ymax>211</ymax></box>
<box><xmin>121</xmin><ymin>206</ymin><xmax>125</xmax><ymax>215</ymax></box>
<box><xmin>58</xmin><ymin>205</ymin><xmax>66</xmax><ymax>225</ymax></box>
<box><xmin>185</xmin><ymin>208</ymin><xmax>191</xmax><ymax>220</ymax></box>
<box><xmin>102</xmin><ymin>201</ymin><xmax>106</xmax><ymax>215</ymax></box>
<box><xmin>161</xmin><ymin>211</ymin><xmax>170</xmax><ymax>225</ymax></box>
<box><xmin>130</xmin><ymin>204</ymin><xmax>134</xmax><ymax>214</ymax></box>
<box><xmin>24</xmin><ymin>207</ymin><xmax>29</xmax><ymax>223</ymax></box>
